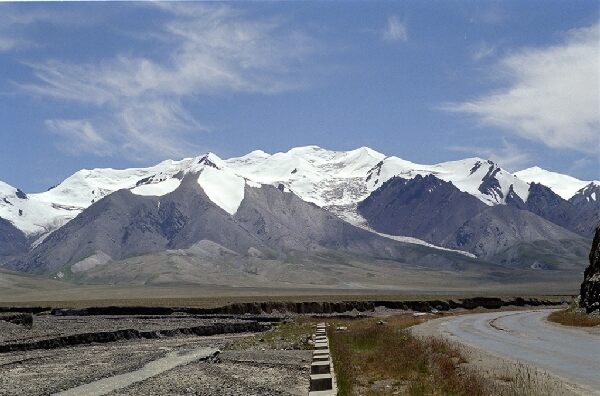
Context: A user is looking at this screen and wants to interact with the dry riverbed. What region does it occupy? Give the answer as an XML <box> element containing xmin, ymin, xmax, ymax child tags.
<box><xmin>0</xmin><ymin>315</ymin><xmax>311</xmax><ymax>396</ymax></box>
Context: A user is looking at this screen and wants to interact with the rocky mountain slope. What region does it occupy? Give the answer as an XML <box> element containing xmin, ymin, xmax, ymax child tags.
<box><xmin>0</xmin><ymin>218</ymin><xmax>28</xmax><ymax>262</ymax></box>
<box><xmin>444</xmin><ymin>205</ymin><xmax>588</xmax><ymax>269</ymax></box>
<box><xmin>10</xmin><ymin>172</ymin><xmax>480</xmax><ymax>280</ymax></box>
<box><xmin>358</xmin><ymin>175</ymin><xmax>487</xmax><ymax>243</ymax></box>
<box><xmin>357</xmin><ymin>173</ymin><xmax>589</xmax><ymax>269</ymax></box>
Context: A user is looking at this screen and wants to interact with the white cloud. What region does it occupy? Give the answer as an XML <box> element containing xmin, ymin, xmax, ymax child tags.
<box><xmin>443</xmin><ymin>23</ymin><xmax>600</xmax><ymax>154</ymax></box>
<box><xmin>18</xmin><ymin>3</ymin><xmax>313</xmax><ymax>160</ymax></box>
<box><xmin>382</xmin><ymin>16</ymin><xmax>408</xmax><ymax>42</ymax></box>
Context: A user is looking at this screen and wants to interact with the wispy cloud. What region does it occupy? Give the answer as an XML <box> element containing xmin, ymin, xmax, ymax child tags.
<box><xmin>382</xmin><ymin>16</ymin><xmax>408</xmax><ymax>42</ymax></box>
<box><xmin>0</xmin><ymin>5</ymin><xmax>93</xmax><ymax>53</ymax></box>
<box><xmin>467</xmin><ymin>5</ymin><xmax>507</xmax><ymax>26</ymax></box>
<box><xmin>471</xmin><ymin>41</ymin><xmax>497</xmax><ymax>61</ymax></box>
<box><xmin>449</xmin><ymin>139</ymin><xmax>531</xmax><ymax>171</ymax></box>
<box><xmin>0</xmin><ymin>37</ymin><xmax>24</xmax><ymax>52</ymax></box>
<box><xmin>46</xmin><ymin>119</ymin><xmax>112</xmax><ymax>157</ymax></box>
<box><xmin>18</xmin><ymin>3</ymin><xmax>313</xmax><ymax>160</ymax></box>
<box><xmin>442</xmin><ymin>23</ymin><xmax>600</xmax><ymax>154</ymax></box>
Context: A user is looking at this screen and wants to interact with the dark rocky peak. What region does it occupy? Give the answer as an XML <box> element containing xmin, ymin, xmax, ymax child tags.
<box><xmin>478</xmin><ymin>164</ymin><xmax>503</xmax><ymax>200</ymax></box>
<box><xmin>469</xmin><ymin>160</ymin><xmax>483</xmax><ymax>175</ymax></box>
<box><xmin>136</xmin><ymin>175</ymin><xmax>156</xmax><ymax>187</ymax></box>
<box><xmin>366</xmin><ymin>160</ymin><xmax>385</xmax><ymax>182</ymax></box>
<box><xmin>527</xmin><ymin>182</ymin><xmax>566</xmax><ymax>206</ymax></box>
<box><xmin>198</xmin><ymin>155</ymin><xmax>220</xmax><ymax>169</ymax></box>
<box><xmin>580</xmin><ymin>226</ymin><xmax>600</xmax><ymax>313</ymax></box>
<box><xmin>519</xmin><ymin>182</ymin><xmax>598</xmax><ymax>238</ymax></box>
<box><xmin>567</xmin><ymin>183</ymin><xmax>600</xmax><ymax>238</ymax></box>
<box><xmin>570</xmin><ymin>182</ymin><xmax>600</xmax><ymax>208</ymax></box>
<box><xmin>15</xmin><ymin>189</ymin><xmax>27</xmax><ymax>200</ymax></box>
<box><xmin>505</xmin><ymin>184</ymin><xmax>526</xmax><ymax>209</ymax></box>
<box><xmin>362</xmin><ymin>176</ymin><xmax>409</xmax><ymax>202</ymax></box>
<box><xmin>409</xmin><ymin>174</ymin><xmax>448</xmax><ymax>192</ymax></box>
<box><xmin>521</xmin><ymin>182</ymin><xmax>574</xmax><ymax>229</ymax></box>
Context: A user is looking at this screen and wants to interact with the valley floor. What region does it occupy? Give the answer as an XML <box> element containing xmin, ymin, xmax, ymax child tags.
<box><xmin>1</xmin><ymin>303</ymin><xmax>590</xmax><ymax>396</ymax></box>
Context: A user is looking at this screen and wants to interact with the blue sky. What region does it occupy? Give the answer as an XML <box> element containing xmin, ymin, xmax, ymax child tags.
<box><xmin>0</xmin><ymin>1</ymin><xmax>598</xmax><ymax>192</ymax></box>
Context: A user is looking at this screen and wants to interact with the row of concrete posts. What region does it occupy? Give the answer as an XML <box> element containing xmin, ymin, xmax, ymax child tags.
<box><xmin>308</xmin><ymin>322</ymin><xmax>336</xmax><ymax>395</ymax></box>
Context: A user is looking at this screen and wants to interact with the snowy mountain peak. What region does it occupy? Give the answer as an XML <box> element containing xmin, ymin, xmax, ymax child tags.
<box><xmin>365</xmin><ymin>155</ymin><xmax>529</xmax><ymax>206</ymax></box>
<box><xmin>1</xmin><ymin>145</ymin><xmax>594</xmax><ymax>239</ymax></box>
<box><xmin>515</xmin><ymin>166</ymin><xmax>599</xmax><ymax>200</ymax></box>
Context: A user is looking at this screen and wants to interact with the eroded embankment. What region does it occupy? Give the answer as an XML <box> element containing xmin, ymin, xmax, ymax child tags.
<box><xmin>0</xmin><ymin>297</ymin><xmax>566</xmax><ymax>317</ymax></box>
<box><xmin>0</xmin><ymin>321</ymin><xmax>266</xmax><ymax>353</ymax></box>
<box><xmin>0</xmin><ymin>312</ymin><xmax>33</xmax><ymax>327</ymax></box>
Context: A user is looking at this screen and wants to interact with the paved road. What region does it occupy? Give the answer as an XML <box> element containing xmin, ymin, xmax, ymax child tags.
<box><xmin>423</xmin><ymin>310</ymin><xmax>600</xmax><ymax>393</ymax></box>
<box><xmin>54</xmin><ymin>347</ymin><xmax>219</xmax><ymax>396</ymax></box>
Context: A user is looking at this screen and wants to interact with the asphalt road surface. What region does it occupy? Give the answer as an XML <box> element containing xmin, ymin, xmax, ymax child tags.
<box><xmin>421</xmin><ymin>310</ymin><xmax>600</xmax><ymax>393</ymax></box>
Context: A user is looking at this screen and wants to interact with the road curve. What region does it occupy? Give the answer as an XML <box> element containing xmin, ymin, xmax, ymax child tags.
<box><xmin>415</xmin><ymin>310</ymin><xmax>600</xmax><ymax>393</ymax></box>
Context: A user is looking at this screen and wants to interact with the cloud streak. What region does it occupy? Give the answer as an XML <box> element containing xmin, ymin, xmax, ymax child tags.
<box><xmin>382</xmin><ymin>16</ymin><xmax>408</xmax><ymax>42</ymax></box>
<box><xmin>0</xmin><ymin>5</ymin><xmax>94</xmax><ymax>53</ymax></box>
<box><xmin>449</xmin><ymin>139</ymin><xmax>531</xmax><ymax>171</ymax></box>
<box><xmin>18</xmin><ymin>3</ymin><xmax>313</xmax><ymax>160</ymax></box>
<box><xmin>442</xmin><ymin>23</ymin><xmax>600</xmax><ymax>154</ymax></box>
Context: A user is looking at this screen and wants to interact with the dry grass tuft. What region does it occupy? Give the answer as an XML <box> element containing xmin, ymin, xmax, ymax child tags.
<box><xmin>328</xmin><ymin>314</ymin><xmax>488</xmax><ymax>396</ymax></box>
<box><xmin>548</xmin><ymin>308</ymin><xmax>600</xmax><ymax>327</ymax></box>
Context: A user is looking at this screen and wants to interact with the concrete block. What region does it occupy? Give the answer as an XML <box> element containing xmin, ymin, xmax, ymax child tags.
<box><xmin>313</xmin><ymin>354</ymin><xmax>329</xmax><ymax>362</ymax></box>
<box><xmin>308</xmin><ymin>391</ymin><xmax>336</xmax><ymax>396</ymax></box>
<box><xmin>311</xmin><ymin>361</ymin><xmax>331</xmax><ymax>374</ymax></box>
<box><xmin>315</xmin><ymin>342</ymin><xmax>329</xmax><ymax>350</ymax></box>
<box><xmin>313</xmin><ymin>349</ymin><xmax>329</xmax><ymax>356</ymax></box>
<box><xmin>314</xmin><ymin>336</ymin><xmax>327</xmax><ymax>342</ymax></box>
<box><xmin>310</xmin><ymin>374</ymin><xmax>332</xmax><ymax>391</ymax></box>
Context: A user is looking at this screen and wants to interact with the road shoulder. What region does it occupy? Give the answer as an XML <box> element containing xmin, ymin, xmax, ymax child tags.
<box><xmin>411</xmin><ymin>312</ymin><xmax>597</xmax><ymax>396</ymax></box>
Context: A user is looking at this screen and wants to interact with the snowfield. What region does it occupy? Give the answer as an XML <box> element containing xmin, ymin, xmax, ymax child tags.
<box><xmin>515</xmin><ymin>166</ymin><xmax>599</xmax><ymax>200</ymax></box>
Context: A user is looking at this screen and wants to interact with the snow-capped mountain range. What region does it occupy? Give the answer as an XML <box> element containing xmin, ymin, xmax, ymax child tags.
<box><xmin>1</xmin><ymin>145</ymin><xmax>597</xmax><ymax>242</ymax></box>
<box><xmin>2</xmin><ymin>145</ymin><xmax>597</xmax><ymax>290</ymax></box>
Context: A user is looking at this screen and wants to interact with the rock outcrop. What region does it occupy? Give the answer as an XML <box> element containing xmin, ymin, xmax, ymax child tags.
<box><xmin>580</xmin><ymin>226</ymin><xmax>600</xmax><ymax>313</ymax></box>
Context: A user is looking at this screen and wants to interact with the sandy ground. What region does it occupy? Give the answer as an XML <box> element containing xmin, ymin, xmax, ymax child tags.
<box><xmin>0</xmin><ymin>266</ymin><xmax>578</xmax><ymax>308</ymax></box>
<box><xmin>412</xmin><ymin>309</ymin><xmax>600</xmax><ymax>396</ymax></box>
